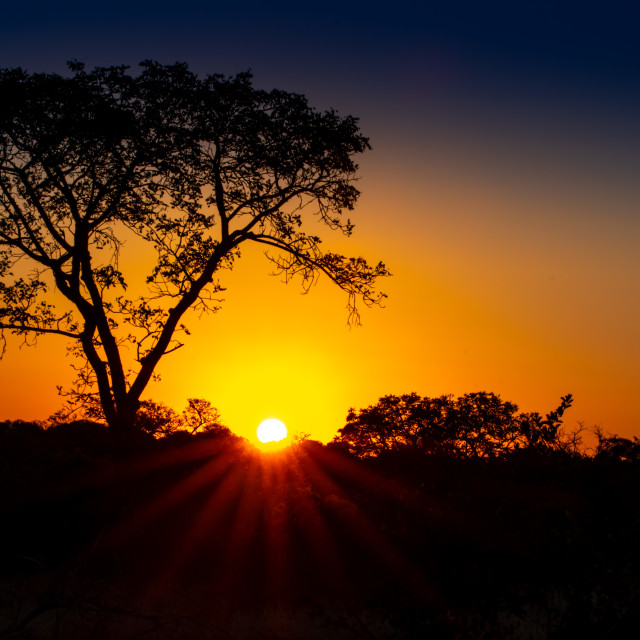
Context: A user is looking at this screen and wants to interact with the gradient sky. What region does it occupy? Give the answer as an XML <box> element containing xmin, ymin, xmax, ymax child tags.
<box><xmin>1</xmin><ymin>1</ymin><xmax>639</xmax><ymax>443</ymax></box>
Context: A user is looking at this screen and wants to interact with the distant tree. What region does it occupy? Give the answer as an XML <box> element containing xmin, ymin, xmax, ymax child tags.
<box><xmin>447</xmin><ymin>391</ymin><xmax>522</xmax><ymax>458</ymax></box>
<box><xmin>134</xmin><ymin>400</ymin><xmax>180</xmax><ymax>437</ymax></box>
<box><xmin>128</xmin><ymin>397</ymin><xmax>230</xmax><ymax>439</ymax></box>
<box><xmin>594</xmin><ymin>428</ymin><xmax>640</xmax><ymax>463</ymax></box>
<box><xmin>0</xmin><ymin>61</ymin><xmax>387</xmax><ymax>435</ymax></box>
<box><xmin>334</xmin><ymin>391</ymin><xmax>575</xmax><ymax>459</ymax></box>
<box><xmin>44</xmin><ymin>395</ymin><xmax>228</xmax><ymax>440</ymax></box>
<box><xmin>181</xmin><ymin>398</ymin><xmax>230</xmax><ymax>437</ymax></box>
<box><xmin>335</xmin><ymin>393</ymin><xmax>454</xmax><ymax>458</ymax></box>
<box><xmin>0</xmin><ymin>418</ymin><xmax>43</xmax><ymax>439</ymax></box>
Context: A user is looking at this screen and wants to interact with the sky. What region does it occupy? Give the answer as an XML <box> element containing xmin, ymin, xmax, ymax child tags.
<box><xmin>1</xmin><ymin>1</ymin><xmax>639</xmax><ymax>444</ymax></box>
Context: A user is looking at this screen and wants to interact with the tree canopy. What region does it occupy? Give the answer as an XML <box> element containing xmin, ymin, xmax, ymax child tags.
<box><xmin>333</xmin><ymin>391</ymin><xmax>575</xmax><ymax>458</ymax></box>
<box><xmin>0</xmin><ymin>61</ymin><xmax>388</xmax><ymax>432</ymax></box>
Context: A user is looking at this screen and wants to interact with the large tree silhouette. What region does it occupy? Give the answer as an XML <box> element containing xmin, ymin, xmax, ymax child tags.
<box><xmin>0</xmin><ymin>61</ymin><xmax>388</xmax><ymax>433</ymax></box>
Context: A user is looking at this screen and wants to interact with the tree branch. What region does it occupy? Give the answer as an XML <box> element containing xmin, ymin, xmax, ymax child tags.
<box><xmin>0</xmin><ymin>322</ymin><xmax>80</xmax><ymax>339</ymax></box>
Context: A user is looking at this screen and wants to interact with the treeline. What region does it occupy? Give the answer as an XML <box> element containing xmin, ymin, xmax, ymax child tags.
<box><xmin>3</xmin><ymin>390</ymin><xmax>640</xmax><ymax>464</ymax></box>
<box><xmin>43</xmin><ymin>397</ymin><xmax>234</xmax><ymax>440</ymax></box>
<box><xmin>330</xmin><ymin>391</ymin><xmax>640</xmax><ymax>464</ymax></box>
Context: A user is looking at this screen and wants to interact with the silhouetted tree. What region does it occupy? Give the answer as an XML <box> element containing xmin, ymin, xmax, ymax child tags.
<box><xmin>134</xmin><ymin>400</ymin><xmax>180</xmax><ymax>437</ymax></box>
<box><xmin>334</xmin><ymin>391</ymin><xmax>574</xmax><ymax>459</ymax></box>
<box><xmin>181</xmin><ymin>397</ymin><xmax>231</xmax><ymax>437</ymax></box>
<box><xmin>335</xmin><ymin>392</ymin><xmax>453</xmax><ymax>458</ymax></box>
<box><xmin>130</xmin><ymin>397</ymin><xmax>229</xmax><ymax>438</ymax></box>
<box><xmin>181</xmin><ymin>398</ymin><xmax>226</xmax><ymax>435</ymax></box>
<box><xmin>0</xmin><ymin>61</ymin><xmax>387</xmax><ymax>434</ymax></box>
<box><xmin>0</xmin><ymin>418</ymin><xmax>43</xmax><ymax>437</ymax></box>
<box><xmin>594</xmin><ymin>428</ymin><xmax>640</xmax><ymax>463</ymax></box>
<box><xmin>447</xmin><ymin>391</ymin><xmax>523</xmax><ymax>457</ymax></box>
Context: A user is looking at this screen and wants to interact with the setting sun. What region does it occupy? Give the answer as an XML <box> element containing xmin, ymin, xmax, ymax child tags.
<box><xmin>257</xmin><ymin>418</ymin><xmax>288</xmax><ymax>444</ymax></box>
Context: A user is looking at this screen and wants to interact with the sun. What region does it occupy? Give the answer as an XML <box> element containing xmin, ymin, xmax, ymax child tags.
<box><xmin>257</xmin><ymin>418</ymin><xmax>288</xmax><ymax>445</ymax></box>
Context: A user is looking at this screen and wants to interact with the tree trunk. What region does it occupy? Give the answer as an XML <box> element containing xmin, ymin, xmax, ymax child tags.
<box><xmin>108</xmin><ymin>400</ymin><xmax>151</xmax><ymax>457</ymax></box>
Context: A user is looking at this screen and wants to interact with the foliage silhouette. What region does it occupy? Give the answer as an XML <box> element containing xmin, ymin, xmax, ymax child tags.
<box><xmin>180</xmin><ymin>397</ymin><xmax>228</xmax><ymax>436</ymax></box>
<box><xmin>594</xmin><ymin>428</ymin><xmax>640</xmax><ymax>463</ymax></box>
<box><xmin>519</xmin><ymin>393</ymin><xmax>575</xmax><ymax>451</ymax></box>
<box><xmin>0</xmin><ymin>61</ymin><xmax>387</xmax><ymax>434</ymax></box>
<box><xmin>333</xmin><ymin>391</ymin><xmax>576</xmax><ymax>458</ymax></box>
<box><xmin>133</xmin><ymin>399</ymin><xmax>180</xmax><ymax>437</ymax></box>
<box><xmin>134</xmin><ymin>397</ymin><xmax>229</xmax><ymax>438</ymax></box>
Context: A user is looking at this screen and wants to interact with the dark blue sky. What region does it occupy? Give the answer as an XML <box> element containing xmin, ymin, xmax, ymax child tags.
<box><xmin>3</xmin><ymin>1</ymin><xmax>638</xmax><ymax>151</ymax></box>
<box><xmin>2</xmin><ymin>1</ymin><xmax>638</xmax><ymax>94</ymax></box>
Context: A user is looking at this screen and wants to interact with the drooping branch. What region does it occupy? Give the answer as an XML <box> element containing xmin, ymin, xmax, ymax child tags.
<box><xmin>246</xmin><ymin>232</ymin><xmax>389</xmax><ymax>323</ymax></box>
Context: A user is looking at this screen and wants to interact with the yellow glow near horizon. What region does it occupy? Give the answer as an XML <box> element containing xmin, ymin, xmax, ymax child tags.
<box><xmin>257</xmin><ymin>418</ymin><xmax>288</xmax><ymax>444</ymax></box>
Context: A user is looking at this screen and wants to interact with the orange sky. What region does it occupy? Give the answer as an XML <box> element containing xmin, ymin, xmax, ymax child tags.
<box><xmin>1</xmin><ymin>2</ymin><xmax>639</xmax><ymax>445</ymax></box>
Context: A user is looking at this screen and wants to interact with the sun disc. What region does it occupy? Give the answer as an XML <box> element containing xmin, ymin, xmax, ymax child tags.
<box><xmin>257</xmin><ymin>418</ymin><xmax>288</xmax><ymax>444</ymax></box>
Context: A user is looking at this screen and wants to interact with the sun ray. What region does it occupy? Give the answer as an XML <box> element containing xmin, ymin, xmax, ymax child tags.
<box><xmin>256</xmin><ymin>452</ymin><xmax>294</xmax><ymax>602</ymax></box>
<box><xmin>143</xmin><ymin>458</ymin><xmax>248</xmax><ymax>602</ymax></box>
<box><xmin>298</xmin><ymin>446</ymin><xmax>439</xmax><ymax>605</ymax></box>
<box><xmin>212</xmin><ymin>452</ymin><xmax>267</xmax><ymax>603</ymax></box>
<box><xmin>284</xmin><ymin>449</ymin><xmax>352</xmax><ymax>598</ymax></box>
<box><xmin>102</xmin><ymin>441</ymin><xmax>239</xmax><ymax>550</ymax></box>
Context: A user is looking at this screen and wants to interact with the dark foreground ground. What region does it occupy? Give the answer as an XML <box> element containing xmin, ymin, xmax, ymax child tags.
<box><xmin>1</xmin><ymin>422</ymin><xmax>640</xmax><ymax>639</ymax></box>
